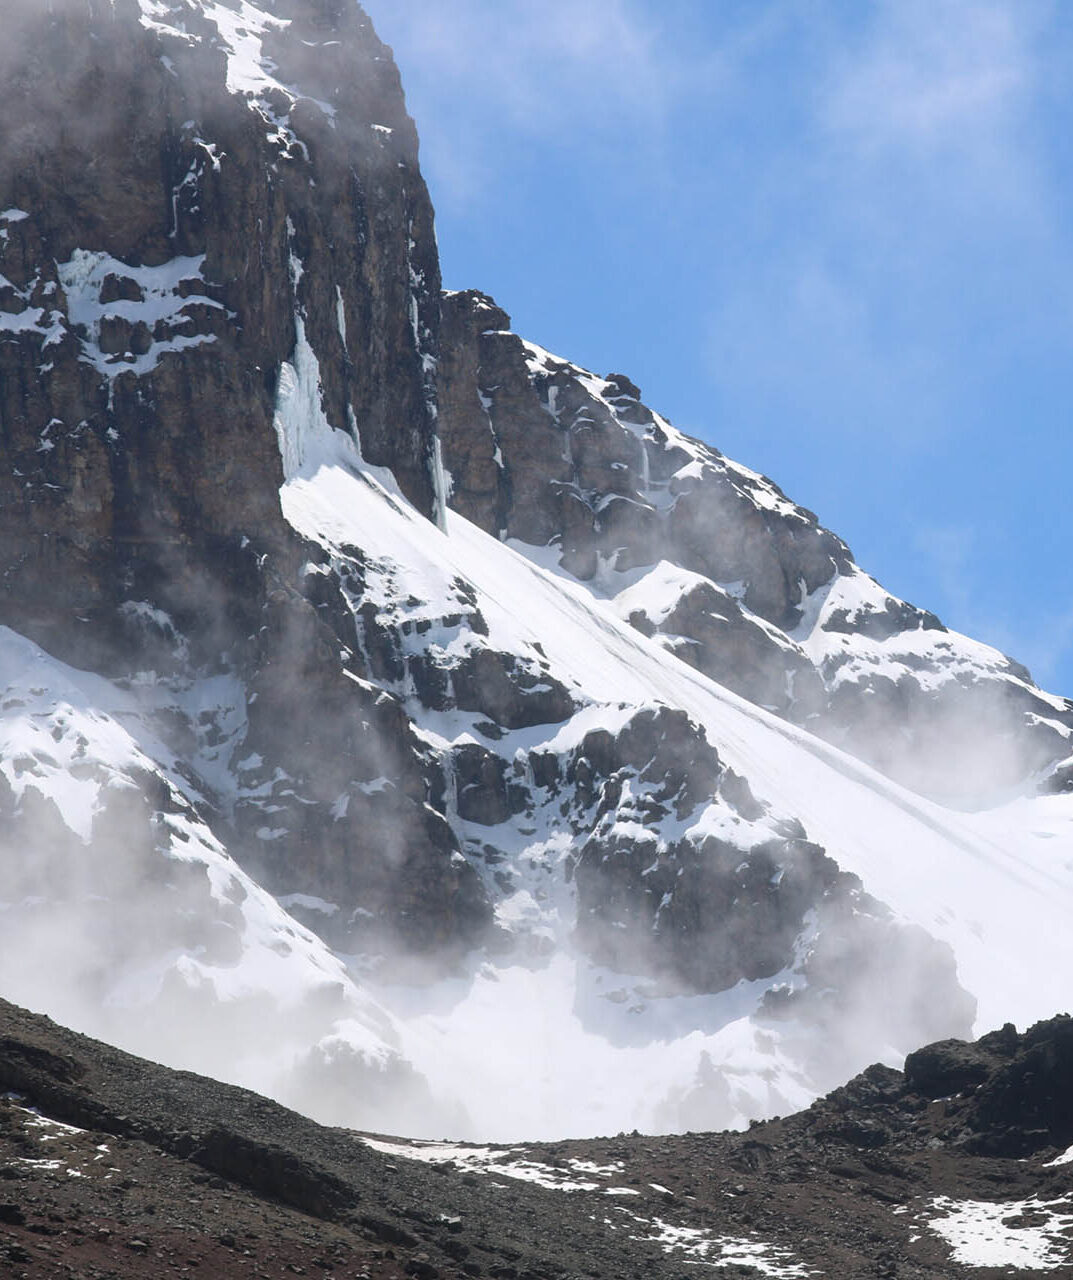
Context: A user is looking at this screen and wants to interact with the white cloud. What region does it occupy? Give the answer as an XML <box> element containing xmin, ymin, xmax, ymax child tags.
<box><xmin>819</xmin><ymin>0</ymin><xmax>1057</xmax><ymax>245</ymax></box>
<box><xmin>706</xmin><ymin>254</ymin><xmax>947</xmax><ymax>443</ymax></box>
<box><xmin>368</xmin><ymin>0</ymin><xmax>688</xmax><ymax>210</ymax></box>
<box><xmin>824</xmin><ymin>0</ymin><xmax>1032</xmax><ymax>153</ymax></box>
<box><xmin>380</xmin><ymin>0</ymin><xmax>665</xmax><ymax>120</ymax></box>
<box><xmin>702</xmin><ymin>0</ymin><xmax>1073</xmax><ymax>445</ymax></box>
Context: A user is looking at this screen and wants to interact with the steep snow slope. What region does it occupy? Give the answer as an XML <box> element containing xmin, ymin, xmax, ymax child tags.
<box><xmin>272</xmin><ymin>393</ymin><xmax>1073</xmax><ymax>1137</ymax></box>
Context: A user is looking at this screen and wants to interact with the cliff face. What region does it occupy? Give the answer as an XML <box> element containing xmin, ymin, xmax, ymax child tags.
<box><xmin>0</xmin><ymin>0</ymin><xmax>489</xmax><ymax>967</ymax></box>
<box><xmin>0</xmin><ymin>0</ymin><xmax>441</xmax><ymax>661</ymax></box>
<box><xmin>0</xmin><ymin>0</ymin><xmax>1069</xmax><ymax>1140</ymax></box>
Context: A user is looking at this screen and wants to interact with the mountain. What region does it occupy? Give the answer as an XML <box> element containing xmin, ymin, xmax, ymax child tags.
<box><xmin>4</xmin><ymin>996</ymin><xmax>1073</xmax><ymax>1277</ymax></box>
<box><xmin>0</xmin><ymin>0</ymin><xmax>1070</xmax><ymax>1143</ymax></box>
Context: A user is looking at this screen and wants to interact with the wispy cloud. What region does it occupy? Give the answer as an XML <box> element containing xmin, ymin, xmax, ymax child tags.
<box><xmin>703</xmin><ymin>0</ymin><xmax>1073</xmax><ymax>446</ymax></box>
<box><xmin>824</xmin><ymin>0</ymin><xmax>1031</xmax><ymax>152</ymax></box>
<box><xmin>820</xmin><ymin>0</ymin><xmax>1055</xmax><ymax>241</ymax></box>
<box><xmin>375</xmin><ymin>0</ymin><xmax>677</xmax><ymax>210</ymax></box>
<box><xmin>706</xmin><ymin>254</ymin><xmax>948</xmax><ymax>444</ymax></box>
<box><xmin>913</xmin><ymin>523</ymin><xmax>977</xmax><ymax>618</ymax></box>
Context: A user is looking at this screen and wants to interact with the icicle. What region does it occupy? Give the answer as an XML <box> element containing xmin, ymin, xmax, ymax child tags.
<box><xmin>443</xmin><ymin>747</ymin><xmax>459</xmax><ymax>826</ymax></box>
<box><xmin>430</xmin><ymin>434</ymin><xmax>449</xmax><ymax>533</ymax></box>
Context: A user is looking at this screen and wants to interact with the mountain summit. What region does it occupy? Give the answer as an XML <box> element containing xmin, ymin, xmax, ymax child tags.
<box><xmin>0</xmin><ymin>0</ymin><xmax>1070</xmax><ymax>1140</ymax></box>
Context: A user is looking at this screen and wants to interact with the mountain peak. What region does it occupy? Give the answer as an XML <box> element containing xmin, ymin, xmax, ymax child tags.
<box><xmin>0</xmin><ymin>0</ymin><xmax>1070</xmax><ymax>1147</ymax></box>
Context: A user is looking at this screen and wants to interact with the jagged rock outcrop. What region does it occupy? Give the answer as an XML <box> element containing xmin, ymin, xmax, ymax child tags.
<box><xmin>566</xmin><ymin>707</ymin><xmax>839</xmax><ymax>990</ymax></box>
<box><xmin>617</xmin><ymin>569</ymin><xmax>826</xmax><ymax>719</ymax></box>
<box><xmin>904</xmin><ymin>1016</ymin><xmax>1073</xmax><ymax>1157</ymax></box>
<box><xmin>438</xmin><ymin>291</ymin><xmax>847</xmax><ymax>619</ymax></box>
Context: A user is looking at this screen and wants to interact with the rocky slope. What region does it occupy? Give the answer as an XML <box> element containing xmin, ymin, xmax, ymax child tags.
<box><xmin>4</xmin><ymin>997</ymin><xmax>1073</xmax><ymax>1278</ymax></box>
<box><xmin>0</xmin><ymin>0</ymin><xmax>1069</xmax><ymax>1142</ymax></box>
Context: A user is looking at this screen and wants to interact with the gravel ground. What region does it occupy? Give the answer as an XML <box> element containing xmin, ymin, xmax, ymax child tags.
<box><xmin>2</xmin><ymin>999</ymin><xmax>1073</xmax><ymax>1279</ymax></box>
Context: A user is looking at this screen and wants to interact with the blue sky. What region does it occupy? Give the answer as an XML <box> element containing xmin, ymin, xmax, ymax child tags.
<box><xmin>368</xmin><ymin>0</ymin><xmax>1073</xmax><ymax>698</ymax></box>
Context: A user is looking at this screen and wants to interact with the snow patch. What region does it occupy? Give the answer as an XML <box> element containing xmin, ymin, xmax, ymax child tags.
<box><xmin>639</xmin><ymin>1216</ymin><xmax>816</xmax><ymax>1276</ymax></box>
<box><xmin>56</xmin><ymin>249</ymin><xmax>222</xmax><ymax>380</ymax></box>
<box><xmin>362</xmin><ymin>1138</ymin><xmax>617</xmax><ymax>1193</ymax></box>
<box><xmin>923</xmin><ymin>1195</ymin><xmax>1073</xmax><ymax>1270</ymax></box>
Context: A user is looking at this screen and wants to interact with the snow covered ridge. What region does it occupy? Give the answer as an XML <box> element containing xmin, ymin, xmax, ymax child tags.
<box><xmin>437</xmin><ymin>290</ymin><xmax>1073</xmax><ymax>805</ymax></box>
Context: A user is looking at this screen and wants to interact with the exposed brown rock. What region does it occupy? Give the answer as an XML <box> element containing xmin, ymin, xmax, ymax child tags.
<box><xmin>0</xmin><ymin>0</ymin><xmax>476</xmax><ymax>958</ymax></box>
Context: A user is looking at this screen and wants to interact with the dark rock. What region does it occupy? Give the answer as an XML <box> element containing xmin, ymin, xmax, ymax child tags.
<box><xmin>561</xmin><ymin>707</ymin><xmax>892</xmax><ymax>995</ymax></box>
<box><xmin>821</xmin><ymin>596</ymin><xmax>943</xmax><ymax>641</ymax></box>
<box><xmin>649</xmin><ymin>579</ymin><xmax>825</xmax><ymax>721</ymax></box>
<box><xmin>452</xmin><ymin>743</ymin><xmax>527</xmax><ymax>826</ymax></box>
<box><xmin>969</xmin><ymin>1015</ymin><xmax>1073</xmax><ymax>1155</ymax></box>
<box><xmin>6</xmin><ymin>994</ymin><xmax>1073</xmax><ymax>1279</ymax></box>
<box><xmin>451</xmin><ymin>647</ymin><xmax>575</xmax><ymax>730</ymax></box>
<box><xmin>903</xmin><ymin>1039</ymin><xmax>997</xmax><ymax>1099</ymax></box>
<box><xmin>604</xmin><ymin>372</ymin><xmax>641</xmax><ymax>401</ymax></box>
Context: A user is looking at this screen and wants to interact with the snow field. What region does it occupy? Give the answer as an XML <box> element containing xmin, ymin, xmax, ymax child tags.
<box><xmin>280</xmin><ymin>404</ymin><xmax>1073</xmax><ymax>1035</ymax></box>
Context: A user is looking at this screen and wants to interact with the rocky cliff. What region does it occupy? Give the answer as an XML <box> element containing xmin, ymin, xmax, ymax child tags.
<box><xmin>0</xmin><ymin>0</ymin><xmax>1069</xmax><ymax>1141</ymax></box>
<box><xmin>0</xmin><ymin>0</ymin><xmax>487</xmax><ymax>967</ymax></box>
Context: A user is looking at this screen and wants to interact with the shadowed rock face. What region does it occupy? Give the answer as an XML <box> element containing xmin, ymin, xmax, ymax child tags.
<box><xmin>0</xmin><ymin>0</ymin><xmax>439</xmax><ymax>673</ymax></box>
<box><xmin>565</xmin><ymin>706</ymin><xmax>830</xmax><ymax>990</ymax></box>
<box><xmin>0</xmin><ymin>0</ymin><xmax>485</xmax><ymax>958</ymax></box>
